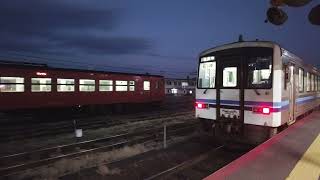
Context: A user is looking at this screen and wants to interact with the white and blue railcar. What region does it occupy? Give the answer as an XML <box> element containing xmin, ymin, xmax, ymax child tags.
<box><xmin>195</xmin><ymin>41</ymin><xmax>320</xmax><ymax>144</ymax></box>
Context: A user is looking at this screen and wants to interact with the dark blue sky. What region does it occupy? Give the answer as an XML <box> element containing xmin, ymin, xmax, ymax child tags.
<box><xmin>0</xmin><ymin>0</ymin><xmax>318</xmax><ymax>78</ymax></box>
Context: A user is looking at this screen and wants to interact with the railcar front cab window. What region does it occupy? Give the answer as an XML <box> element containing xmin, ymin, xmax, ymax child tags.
<box><xmin>198</xmin><ymin>56</ymin><xmax>216</xmax><ymax>88</ymax></box>
<box><xmin>247</xmin><ymin>56</ymin><xmax>272</xmax><ymax>89</ymax></box>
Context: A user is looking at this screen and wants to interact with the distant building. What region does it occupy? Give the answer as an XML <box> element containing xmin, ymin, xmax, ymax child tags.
<box><xmin>165</xmin><ymin>77</ymin><xmax>196</xmax><ymax>96</ymax></box>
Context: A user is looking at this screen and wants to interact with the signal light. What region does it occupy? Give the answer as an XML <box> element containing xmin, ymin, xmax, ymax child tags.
<box><xmin>252</xmin><ymin>107</ymin><xmax>272</xmax><ymax>115</ymax></box>
<box><xmin>195</xmin><ymin>102</ymin><xmax>208</xmax><ymax>109</ymax></box>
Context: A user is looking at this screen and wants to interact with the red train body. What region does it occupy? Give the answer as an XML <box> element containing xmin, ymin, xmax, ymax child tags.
<box><xmin>0</xmin><ymin>62</ymin><xmax>165</xmax><ymax>111</ymax></box>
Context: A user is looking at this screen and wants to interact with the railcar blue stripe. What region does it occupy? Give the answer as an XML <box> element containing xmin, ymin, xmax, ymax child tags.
<box><xmin>296</xmin><ymin>96</ymin><xmax>317</xmax><ymax>105</ymax></box>
<box><xmin>196</xmin><ymin>99</ymin><xmax>216</xmax><ymax>104</ymax></box>
<box><xmin>195</xmin><ymin>99</ymin><xmax>286</xmax><ymax>107</ymax></box>
<box><xmin>195</xmin><ymin>94</ymin><xmax>320</xmax><ymax>112</ymax></box>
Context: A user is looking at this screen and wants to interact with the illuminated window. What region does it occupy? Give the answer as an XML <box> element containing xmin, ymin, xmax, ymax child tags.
<box><xmin>198</xmin><ymin>61</ymin><xmax>216</xmax><ymax>88</ymax></box>
<box><xmin>79</xmin><ymin>79</ymin><xmax>95</xmax><ymax>92</ymax></box>
<box><xmin>32</xmin><ymin>78</ymin><xmax>51</xmax><ymax>92</ymax></box>
<box><xmin>99</xmin><ymin>80</ymin><xmax>113</xmax><ymax>92</ymax></box>
<box><xmin>314</xmin><ymin>74</ymin><xmax>316</xmax><ymax>91</ymax></box>
<box><xmin>57</xmin><ymin>78</ymin><xmax>74</xmax><ymax>92</ymax></box>
<box><xmin>316</xmin><ymin>76</ymin><xmax>318</xmax><ymax>92</ymax></box>
<box><xmin>116</xmin><ymin>80</ymin><xmax>128</xmax><ymax>91</ymax></box>
<box><xmin>247</xmin><ymin>56</ymin><xmax>272</xmax><ymax>89</ymax></box>
<box><xmin>144</xmin><ymin>81</ymin><xmax>150</xmax><ymax>90</ymax></box>
<box><xmin>298</xmin><ymin>68</ymin><xmax>304</xmax><ymax>92</ymax></box>
<box><xmin>182</xmin><ymin>82</ymin><xmax>188</xmax><ymax>87</ymax></box>
<box><xmin>318</xmin><ymin>76</ymin><xmax>320</xmax><ymax>92</ymax></box>
<box><xmin>129</xmin><ymin>81</ymin><xmax>135</xmax><ymax>91</ymax></box>
<box><xmin>223</xmin><ymin>67</ymin><xmax>237</xmax><ymax>87</ymax></box>
<box><xmin>311</xmin><ymin>74</ymin><xmax>314</xmax><ymax>91</ymax></box>
<box><xmin>306</xmin><ymin>73</ymin><xmax>310</xmax><ymax>92</ymax></box>
<box><xmin>171</xmin><ymin>88</ymin><xmax>177</xmax><ymax>94</ymax></box>
<box><xmin>0</xmin><ymin>77</ymin><xmax>24</xmax><ymax>92</ymax></box>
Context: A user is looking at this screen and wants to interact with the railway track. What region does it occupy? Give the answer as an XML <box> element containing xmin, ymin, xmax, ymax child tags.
<box><xmin>144</xmin><ymin>145</ymin><xmax>225</xmax><ymax>180</ymax></box>
<box><xmin>0</xmin><ymin>97</ymin><xmax>194</xmax><ymax>124</ymax></box>
<box><xmin>0</xmin><ymin>109</ymin><xmax>194</xmax><ymax>142</ymax></box>
<box><xmin>0</xmin><ymin>121</ymin><xmax>199</xmax><ymax>177</ymax></box>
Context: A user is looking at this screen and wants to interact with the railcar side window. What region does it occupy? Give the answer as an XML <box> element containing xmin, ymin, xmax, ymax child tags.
<box><xmin>283</xmin><ymin>64</ymin><xmax>288</xmax><ymax>90</ymax></box>
<box><xmin>99</xmin><ymin>80</ymin><xmax>113</xmax><ymax>91</ymax></box>
<box><xmin>143</xmin><ymin>81</ymin><xmax>150</xmax><ymax>90</ymax></box>
<box><xmin>311</xmin><ymin>74</ymin><xmax>314</xmax><ymax>91</ymax></box>
<box><xmin>198</xmin><ymin>61</ymin><xmax>216</xmax><ymax>88</ymax></box>
<box><xmin>316</xmin><ymin>76</ymin><xmax>318</xmax><ymax>92</ymax></box>
<box><xmin>247</xmin><ymin>56</ymin><xmax>272</xmax><ymax>89</ymax></box>
<box><xmin>223</xmin><ymin>67</ymin><xmax>237</xmax><ymax>87</ymax></box>
<box><xmin>79</xmin><ymin>79</ymin><xmax>95</xmax><ymax>92</ymax></box>
<box><xmin>115</xmin><ymin>80</ymin><xmax>128</xmax><ymax>91</ymax></box>
<box><xmin>318</xmin><ymin>76</ymin><xmax>320</xmax><ymax>91</ymax></box>
<box><xmin>0</xmin><ymin>77</ymin><xmax>24</xmax><ymax>92</ymax></box>
<box><xmin>306</xmin><ymin>73</ymin><xmax>310</xmax><ymax>92</ymax></box>
<box><xmin>129</xmin><ymin>81</ymin><xmax>135</xmax><ymax>91</ymax></box>
<box><xmin>32</xmin><ymin>78</ymin><xmax>51</xmax><ymax>92</ymax></box>
<box><xmin>314</xmin><ymin>74</ymin><xmax>317</xmax><ymax>91</ymax></box>
<box><xmin>57</xmin><ymin>79</ymin><xmax>74</xmax><ymax>92</ymax></box>
<box><xmin>298</xmin><ymin>68</ymin><xmax>304</xmax><ymax>92</ymax></box>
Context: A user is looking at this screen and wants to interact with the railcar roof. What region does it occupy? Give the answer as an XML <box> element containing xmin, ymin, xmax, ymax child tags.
<box><xmin>199</xmin><ymin>41</ymin><xmax>278</xmax><ymax>56</ymax></box>
<box><xmin>0</xmin><ymin>60</ymin><xmax>163</xmax><ymax>78</ymax></box>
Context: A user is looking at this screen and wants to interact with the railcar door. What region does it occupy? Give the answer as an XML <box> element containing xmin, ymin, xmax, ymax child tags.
<box><xmin>288</xmin><ymin>64</ymin><xmax>296</xmax><ymax>123</ymax></box>
<box><xmin>216</xmin><ymin>57</ymin><xmax>244</xmax><ymax>135</ymax></box>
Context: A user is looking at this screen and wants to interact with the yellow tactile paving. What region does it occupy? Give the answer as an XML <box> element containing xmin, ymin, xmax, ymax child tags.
<box><xmin>286</xmin><ymin>134</ymin><xmax>320</xmax><ymax>180</ymax></box>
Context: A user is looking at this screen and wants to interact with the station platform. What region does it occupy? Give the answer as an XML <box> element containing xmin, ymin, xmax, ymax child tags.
<box><xmin>205</xmin><ymin>111</ymin><xmax>320</xmax><ymax>180</ymax></box>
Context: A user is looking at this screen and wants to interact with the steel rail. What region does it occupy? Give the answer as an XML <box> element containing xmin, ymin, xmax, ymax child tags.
<box><xmin>0</xmin><ymin>121</ymin><xmax>199</xmax><ymax>177</ymax></box>
<box><xmin>144</xmin><ymin>145</ymin><xmax>225</xmax><ymax>180</ymax></box>
<box><xmin>0</xmin><ymin>111</ymin><xmax>194</xmax><ymax>141</ymax></box>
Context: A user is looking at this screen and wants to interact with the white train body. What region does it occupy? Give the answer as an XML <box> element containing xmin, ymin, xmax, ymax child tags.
<box><xmin>195</xmin><ymin>41</ymin><xmax>320</xmax><ymax>143</ymax></box>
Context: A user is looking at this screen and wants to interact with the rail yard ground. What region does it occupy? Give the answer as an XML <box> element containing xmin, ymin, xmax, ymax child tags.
<box><xmin>0</xmin><ymin>96</ymin><xmax>253</xmax><ymax>180</ymax></box>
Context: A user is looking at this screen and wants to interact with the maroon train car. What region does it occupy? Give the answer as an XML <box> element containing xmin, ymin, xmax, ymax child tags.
<box><xmin>0</xmin><ymin>61</ymin><xmax>165</xmax><ymax>111</ymax></box>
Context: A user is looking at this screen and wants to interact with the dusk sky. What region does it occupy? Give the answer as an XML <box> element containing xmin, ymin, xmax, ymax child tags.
<box><xmin>0</xmin><ymin>0</ymin><xmax>319</xmax><ymax>78</ymax></box>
